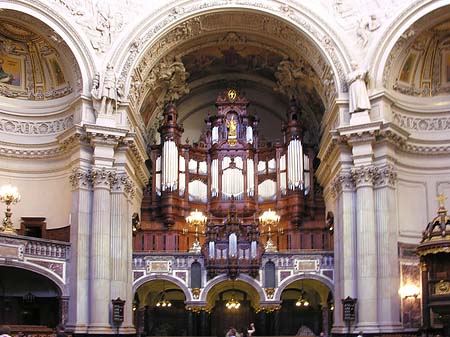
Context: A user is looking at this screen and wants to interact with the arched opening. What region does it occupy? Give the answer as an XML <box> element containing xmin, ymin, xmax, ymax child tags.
<box><xmin>0</xmin><ymin>266</ymin><xmax>62</xmax><ymax>330</ymax></box>
<box><xmin>207</xmin><ymin>279</ymin><xmax>260</xmax><ymax>337</ymax></box>
<box><xmin>279</xmin><ymin>278</ymin><xmax>333</xmax><ymax>336</ymax></box>
<box><xmin>134</xmin><ymin>279</ymin><xmax>187</xmax><ymax>336</ymax></box>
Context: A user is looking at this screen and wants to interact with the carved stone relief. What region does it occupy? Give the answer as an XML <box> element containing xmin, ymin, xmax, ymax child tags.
<box><xmin>121</xmin><ymin>5</ymin><xmax>346</xmax><ymax>110</ymax></box>
<box><xmin>393</xmin><ymin>112</ymin><xmax>450</xmax><ymax>131</ymax></box>
<box><xmin>0</xmin><ymin>116</ymin><xmax>73</xmax><ymax>135</ymax></box>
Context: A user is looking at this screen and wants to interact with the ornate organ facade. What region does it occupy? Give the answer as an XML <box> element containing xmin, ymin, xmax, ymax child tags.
<box><xmin>136</xmin><ymin>90</ymin><xmax>330</xmax><ymax>273</ymax></box>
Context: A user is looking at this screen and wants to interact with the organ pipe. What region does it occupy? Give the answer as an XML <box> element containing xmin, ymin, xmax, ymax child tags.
<box><xmin>287</xmin><ymin>139</ymin><xmax>303</xmax><ymax>190</ymax></box>
<box><xmin>162</xmin><ymin>140</ymin><xmax>178</xmax><ymax>191</ymax></box>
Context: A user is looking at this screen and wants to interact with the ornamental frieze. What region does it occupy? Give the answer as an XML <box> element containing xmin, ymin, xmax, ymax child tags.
<box><xmin>0</xmin><ymin>116</ymin><xmax>73</xmax><ymax>135</ymax></box>
<box><xmin>393</xmin><ymin>112</ymin><xmax>450</xmax><ymax>131</ymax></box>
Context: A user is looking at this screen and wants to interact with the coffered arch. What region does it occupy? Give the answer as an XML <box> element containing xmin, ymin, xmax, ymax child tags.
<box><xmin>370</xmin><ymin>0</ymin><xmax>450</xmax><ymax>92</ymax></box>
<box><xmin>111</xmin><ymin>1</ymin><xmax>350</xmax><ymax>145</ymax></box>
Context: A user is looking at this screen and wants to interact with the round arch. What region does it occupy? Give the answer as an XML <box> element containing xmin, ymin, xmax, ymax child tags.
<box><xmin>274</xmin><ymin>273</ymin><xmax>334</xmax><ymax>303</ymax></box>
<box><xmin>0</xmin><ymin>260</ymin><xmax>67</xmax><ymax>297</ymax></box>
<box><xmin>369</xmin><ymin>0</ymin><xmax>450</xmax><ymax>88</ymax></box>
<box><xmin>133</xmin><ymin>273</ymin><xmax>192</xmax><ymax>302</ymax></box>
<box><xmin>200</xmin><ymin>274</ymin><xmax>265</xmax><ymax>303</ymax></box>
<box><xmin>111</xmin><ymin>0</ymin><xmax>351</xmax><ymax>101</ymax></box>
<box><xmin>0</xmin><ymin>0</ymin><xmax>96</xmax><ymax>94</ymax></box>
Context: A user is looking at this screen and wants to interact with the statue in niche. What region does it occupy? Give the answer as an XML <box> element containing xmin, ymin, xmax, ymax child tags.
<box><xmin>226</xmin><ymin>115</ymin><xmax>238</xmax><ymax>146</ymax></box>
<box><xmin>346</xmin><ymin>61</ymin><xmax>371</xmax><ymax>113</ymax></box>
<box><xmin>91</xmin><ymin>63</ymin><xmax>120</xmax><ymax>115</ymax></box>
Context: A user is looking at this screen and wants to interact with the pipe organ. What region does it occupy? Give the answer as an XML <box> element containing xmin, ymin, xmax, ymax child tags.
<box><xmin>139</xmin><ymin>89</ymin><xmax>329</xmax><ymax>265</ymax></box>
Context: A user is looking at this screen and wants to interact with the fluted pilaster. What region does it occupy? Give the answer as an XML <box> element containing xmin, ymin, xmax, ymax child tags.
<box><xmin>374</xmin><ymin>166</ymin><xmax>402</xmax><ymax>332</ymax></box>
<box><xmin>89</xmin><ymin>168</ymin><xmax>115</xmax><ymax>334</ymax></box>
<box><xmin>67</xmin><ymin>168</ymin><xmax>92</xmax><ymax>334</ymax></box>
<box><xmin>110</xmin><ymin>173</ymin><xmax>136</xmax><ymax>333</ymax></box>
<box><xmin>352</xmin><ymin>166</ymin><xmax>378</xmax><ymax>332</ymax></box>
<box><xmin>331</xmin><ymin>171</ymin><xmax>356</xmax><ymax>332</ymax></box>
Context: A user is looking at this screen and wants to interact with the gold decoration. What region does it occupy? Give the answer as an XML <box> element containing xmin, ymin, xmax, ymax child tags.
<box><xmin>227</xmin><ymin>89</ymin><xmax>237</xmax><ymax>101</ymax></box>
<box><xmin>435</xmin><ymin>280</ymin><xmax>450</xmax><ymax>295</ymax></box>
<box><xmin>264</xmin><ymin>287</ymin><xmax>275</xmax><ymax>299</ymax></box>
<box><xmin>191</xmin><ymin>287</ymin><xmax>201</xmax><ymax>299</ymax></box>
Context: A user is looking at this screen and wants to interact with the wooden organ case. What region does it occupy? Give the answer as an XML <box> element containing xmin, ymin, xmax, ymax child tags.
<box><xmin>137</xmin><ymin>89</ymin><xmax>329</xmax><ymax>278</ymax></box>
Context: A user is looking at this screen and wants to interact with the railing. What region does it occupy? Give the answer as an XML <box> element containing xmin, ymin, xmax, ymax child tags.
<box><xmin>0</xmin><ymin>232</ymin><xmax>70</xmax><ymax>261</ymax></box>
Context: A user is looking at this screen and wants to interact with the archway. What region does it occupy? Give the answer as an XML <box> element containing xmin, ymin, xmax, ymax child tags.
<box><xmin>0</xmin><ymin>266</ymin><xmax>62</xmax><ymax>331</ymax></box>
<box><xmin>278</xmin><ymin>278</ymin><xmax>333</xmax><ymax>336</ymax></box>
<box><xmin>134</xmin><ymin>277</ymin><xmax>188</xmax><ymax>336</ymax></box>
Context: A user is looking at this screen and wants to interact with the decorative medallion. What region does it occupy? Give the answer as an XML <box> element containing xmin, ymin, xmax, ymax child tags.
<box><xmin>227</xmin><ymin>89</ymin><xmax>237</xmax><ymax>101</ymax></box>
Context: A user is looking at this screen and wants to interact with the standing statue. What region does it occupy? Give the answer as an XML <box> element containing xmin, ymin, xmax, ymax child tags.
<box><xmin>91</xmin><ymin>63</ymin><xmax>121</xmax><ymax>115</ymax></box>
<box><xmin>346</xmin><ymin>61</ymin><xmax>371</xmax><ymax>113</ymax></box>
<box><xmin>100</xmin><ymin>63</ymin><xmax>118</xmax><ymax>115</ymax></box>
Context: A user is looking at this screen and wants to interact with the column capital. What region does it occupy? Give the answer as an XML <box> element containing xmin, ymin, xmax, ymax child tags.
<box><xmin>351</xmin><ymin>165</ymin><xmax>377</xmax><ymax>187</ymax></box>
<box><xmin>69</xmin><ymin>168</ymin><xmax>92</xmax><ymax>190</ymax></box>
<box><xmin>373</xmin><ymin>165</ymin><xmax>397</xmax><ymax>188</ymax></box>
<box><xmin>111</xmin><ymin>173</ymin><xmax>136</xmax><ymax>199</ymax></box>
<box><xmin>331</xmin><ymin>171</ymin><xmax>354</xmax><ymax>197</ymax></box>
<box><xmin>90</xmin><ymin>167</ymin><xmax>116</xmax><ymax>188</ymax></box>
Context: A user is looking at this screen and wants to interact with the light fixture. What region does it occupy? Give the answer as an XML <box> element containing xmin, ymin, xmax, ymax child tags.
<box><xmin>226</xmin><ymin>280</ymin><xmax>240</xmax><ymax>310</ymax></box>
<box><xmin>0</xmin><ymin>184</ymin><xmax>21</xmax><ymax>235</ymax></box>
<box><xmin>185</xmin><ymin>209</ymin><xmax>207</xmax><ymax>252</ymax></box>
<box><xmin>296</xmin><ymin>281</ymin><xmax>309</xmax><ymax>307</ymax></box>
<box><xmin>225</xmin><ymin>295</ymin><xmax>241</xmax><ymax>310</ymax></box>
<box><xmin>259</xmin><ymin>209</ymin><xmax>280</xmax><ymax>252</ymax></box>
<box><xmin>399</xmin><ymin>284</ymin><xmax>420</xmax><ymax>299</ymax></box>
<box><xmin>156</xmin><ymin>281</ymin><xmax>172</xmax><ymax>308</ymax></box>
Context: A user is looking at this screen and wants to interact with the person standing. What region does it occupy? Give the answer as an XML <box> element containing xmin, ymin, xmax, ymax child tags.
<box><xmin>247</xmin><ymin>323</ymin><xmax>255</xmax><ymax>337</ymax></box>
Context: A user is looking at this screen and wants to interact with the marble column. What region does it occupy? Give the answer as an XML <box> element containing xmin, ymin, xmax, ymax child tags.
<box><xmin>331</xmin><ymin>171</ymin><xmax>356</xmax><ymax>334</ymax></box>
<box><xmin>88</xmin><ymin>168</ymin><xmax>114</xmax><ymax>334</ymax></box>
<box><xmin>67</xmin><ymin>168</ymin><xmax>92</xmax><ymax>334</ymax></box>
<box><xmin>352</xmin><ymin>166</ymin><xmax>378</xmax><ymax>333</ymax></box>
<box><xmin>374</xmin><ymin>166</ymin><xmax>402</xmax><ymax>332</ymax></box>
<box><xmin>110</xmin><ymin>173</ymin><xmax>136</xmax><ymax>334</ymax></box>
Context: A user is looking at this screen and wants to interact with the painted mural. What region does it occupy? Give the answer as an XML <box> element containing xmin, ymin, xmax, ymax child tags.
<box><xmin>0</xmin><ymin>54</ymin><xmax>22</xmax><ymax>86</ymax></box>
<box><xmin>0</xmin><ymin>18</ymin><xmax>71</xmax><ymax>100</ymax></box>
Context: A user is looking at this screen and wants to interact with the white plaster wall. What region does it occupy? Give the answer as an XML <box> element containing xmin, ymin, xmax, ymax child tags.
<box><xmin>0</xmin><ymin>170</ymin><xmax>71</xmax><ymax>229</ymax></box>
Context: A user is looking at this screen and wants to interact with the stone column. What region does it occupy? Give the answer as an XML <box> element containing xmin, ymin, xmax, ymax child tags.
<box><xmin>67</xmin><ymin>168</ymin><xmax>92</xmax><ymax>334</ymax></box>
<box><xmin>331</xmin><ymin>171</ymin><xmax>355</xmax><ymax>334</ymax></box>
<box><xmin>88</xmin><ymin>168</ymin><xmax>114</xmax><ymax>334</ymax></box>
<box><xmin>110</xmin><ymin>173</ymin><xmax>136</xmax><ymax>334</ymax></box>
<box><xmin>352</xmin><ymin>166</ymin><xmax>378</xmax><ymax>333</ymax></box>
<box><xmin>374</xmin><ymin>166</ymin><xmax>402</xmax><ymax>332</ymax></box>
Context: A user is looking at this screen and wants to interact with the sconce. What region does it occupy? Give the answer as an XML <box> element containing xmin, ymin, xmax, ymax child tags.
<box><xmin>132</xmin><ymin>213</ymin><xmax>140</xmax><ymax>234</ymax></box>
<box><xmin>399</xmin><ymin>284</ymin><xmax>420</xmax><ymax>299</ymax></box>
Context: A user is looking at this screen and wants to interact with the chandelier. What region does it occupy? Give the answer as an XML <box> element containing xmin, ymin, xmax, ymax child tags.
<box><xmin>0</xmin><ymin>184</ymin><xmax>21</xmax><ymax>235</ymax></box>
<box><xmin>226</xmin><ymin>280</ymin><xmax>240</xmax><ymax>310</ymax></box>
<box><xmin>259</xmin><ymin>209</ymin><xmax>280</xmax><ymax>252</ymax></box>
<box><xmin>226</xmin><ymin>295</ymin><xmax>241</xmax><ymax>310</ymax></box>
<box><xmin>156</xmin><ymin>281</ymin><xmax>172</xmax><ymax>308</ymax></box>
<box><xmin>185</xmin><ymin>209</ymin><xmax>207</xmax><ymax>252</ymax></box>
<box><xmin>156</xmin><ymin>293</ymin><xmax>172</xmax><ymax>308</ymax></box>
<box><xmin>296</xmin><ymin>281</ymin><xmax>309</xmax><ymax>307</ymax></box>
